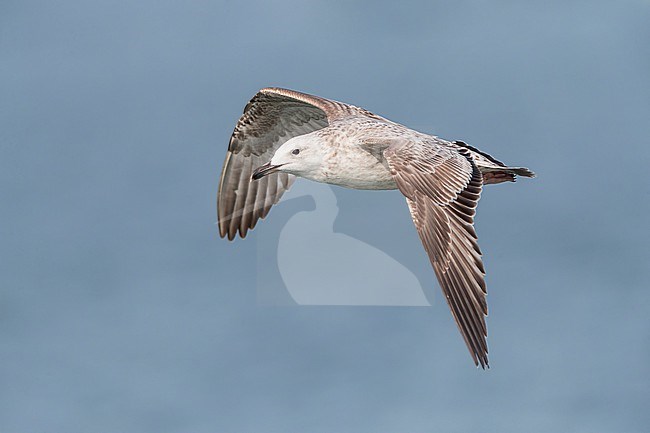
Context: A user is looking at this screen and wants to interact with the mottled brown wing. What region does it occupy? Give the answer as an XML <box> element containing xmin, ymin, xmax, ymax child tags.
<box><xmin>385</xmin><ymin>140</ymin><xmax>489</xmax><ymax>368</ymax></box>
<box><xmin>218</xmin><ymin>88</ymin><xmax>356</xmax><ymax>240</ymax></box>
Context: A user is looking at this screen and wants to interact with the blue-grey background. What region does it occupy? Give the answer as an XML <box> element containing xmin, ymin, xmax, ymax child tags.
<box><xmin>2</xmin><ymin>0</ymin><xmax>649</xmax><ymax>432</ymax></box>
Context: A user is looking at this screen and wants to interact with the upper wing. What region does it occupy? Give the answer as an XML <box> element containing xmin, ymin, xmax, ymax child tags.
<box><xmin>218</xmin><ymin>88</ymin><xmax>358</xmax><ymax>240</ymax></box>
<box><xmin>384</xmin><ymin>140</ymin><xmax>489</xmax><ymax>368</ymax></box>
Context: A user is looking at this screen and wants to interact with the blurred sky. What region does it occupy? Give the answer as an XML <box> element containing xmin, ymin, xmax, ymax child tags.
<box><xmin>1</xmin><ymin>0</ymin><xmax>649</xmax><ymax>432</ymax></box>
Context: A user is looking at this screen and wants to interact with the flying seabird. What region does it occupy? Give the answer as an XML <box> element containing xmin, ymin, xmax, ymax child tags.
<box><xmin>217</xmin><ymin>88</ymin><xmax>535</xmax><ymax>368</ymax></box>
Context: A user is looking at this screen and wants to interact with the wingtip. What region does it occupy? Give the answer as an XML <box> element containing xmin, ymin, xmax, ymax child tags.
<box><xmin>217</xmin><ymin>221</ymin><xmax>250</xmax><ymax>241</ymax></box>
<box><xmin>238</xmin><ymin>226</ymin><xmax>249</xmax><ymax>239</ymax></box>
<box><xmin>218</xmin><ymin>219</ymin><xmax>237</xmax><ymax>241</ymax></box>
<box><xmin>218</xmin><ymin>224</ymin><xmax>228</xmax><ymax>240</ymax></box>
<box><xmin>476</xmin><ymin>357</ymin><xmax>490</xmax><ymax>370</ymax></box>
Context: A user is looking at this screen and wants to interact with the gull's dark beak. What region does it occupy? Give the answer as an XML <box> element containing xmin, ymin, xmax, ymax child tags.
<box><xmin>251</xmin><ymin>162</ymin><xmax>284</xmax><ymax>180</ymax></box>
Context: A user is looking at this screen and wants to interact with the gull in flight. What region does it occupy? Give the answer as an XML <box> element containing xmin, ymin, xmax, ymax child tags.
<box><xmin>217</xmin><ymin>88</ymin><xmax>535</xmax><ymax>368</ymax></box>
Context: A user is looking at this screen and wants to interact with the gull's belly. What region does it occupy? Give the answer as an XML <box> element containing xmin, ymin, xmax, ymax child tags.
<box><xmin>321</xmin><ymin>150</ymin><xmax>398</xmax><ymax>190</ymax></box>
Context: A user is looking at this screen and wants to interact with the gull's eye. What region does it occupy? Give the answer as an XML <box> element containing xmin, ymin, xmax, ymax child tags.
<box><xmin>292</xmin><ymin>149</ymin><xmax>300</xmax><ymax>155</ymax></box>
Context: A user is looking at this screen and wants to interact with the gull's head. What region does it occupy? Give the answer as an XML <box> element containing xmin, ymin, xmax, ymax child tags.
<box><xmin>252</xmin><ymin>134</ymin><xmax>325</xmax><ymax>180</ymax></box>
